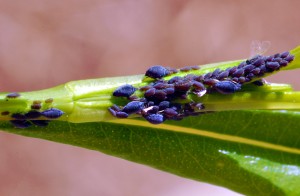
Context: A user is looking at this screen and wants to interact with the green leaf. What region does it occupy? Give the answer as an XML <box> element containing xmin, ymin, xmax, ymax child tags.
<box><xmin>0</xmin><ymin>110</ymin><xmax>299</xmax><ymax>195</ymax></box>
<box><xmin>1</xmin><ymin>46</ymin><xmax>300</xmax><ymax>195</ymax></box>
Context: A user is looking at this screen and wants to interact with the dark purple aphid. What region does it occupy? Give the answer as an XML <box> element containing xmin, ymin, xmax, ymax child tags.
<box><xmin>204</xmin><ymin>72</ymin><xmax>213</xmax><ymax>79</ymax></box>
<box><xmin>192</xmin><ymin>81</ymin><xmax>206</xmax><ymax>91</ymax></box>
<box><xmin>213</xmin><ymin>81</ymin><xmax>241</xmax><ymax>94</ymax></box>
<box><xmin>31</xmin><ymin>120</ymin><xmax>50</xmax><ymax>127</ymax></box>
<box><xmin>231</xmin><ymin>68</ymin><xmax>244</xmax><ymax>77</ymax></box>
<box><xmin>251</xmin><ymin>68</ymin><xmax>261</xmax><ymax>75</ymax></box>
<box><xmin>128</xmin><ymin>95</ymin><xmax>139</xmax><ymax>101</ymax></box>
<box><xmin>266</xmin><ymin>62</ymin><xmax>280</xmax><ymax>70</ymax></box>
<box><xmin>122</xmin><ymin>101</ymin><xmax>144</xmax><ymax>114</ymax></box>
<box><xmin>154</xmin><ymin>90</ymin><xmax>167</xmax><ymax>100</ymax></box>
<box><xmin>238</xmin><ymin>77</ymin><xmax>246</xmax><ymax>84</ymax></box>
<box><xmin>284</xmin><ymin>55</ymin><xmax>294</xmax><ymax>62</ymax></box>
<box><xmin>115</xmin><ymin>111</ymin><xmax>129</xmax><ymax>118</ymax></box>
<box><xmin>10</xmin><ymin>120</ymin><xmax>32</xmax><ymax>128</ymax></box>
<box><xmin>139</xmin><ymin>85</ymin><xmax>151</xmax><ymax>91</ymax></box>
<box><xmin>194</xmin><ymin>75</ymin><xmax>204</xmax><ymax>82</ymax></box>
<box><xmin>41</xmin><ymin>108</ymin><xmax>64</xmax><ymax>119</ymax></box>
<box><xmin>279</xmin><ymin>60</ymin><xmax>288</xmax><ymax>67</ymax></box>
<box><xmin>153</xmin><ymin>82</ymin><xmax>169</xmax><ymax>89</ymax></box>
<box><xmin>163</xmin><ymin>108</ymin><xmax>178</xmax><ymax>118</ymax></box>
<box><xmin>144</xmin><ymin>88</ymin><xmax>156</xmax><ymax>97</ymax></box>
<box><xmin>244</xmin><ymin>65</ymin><xmax>256</xmax><ymax>74</ymax></box>
<box><xmin>211</xmin><ymin>68</ymin><xmax>221</xmax><ymax>78</ymax></box>
<box><xmin>174</xmin><ymin>81</ymin><xmax>192</xmax><ymax>92</ymax></box>
<box><xmin>25</xmin><ymin>111</ymin><xmax>42</xmax><ymax>119</ymax></box>
<box><xmin>203</xmin><ymin>78</ymin><xmax>218</xmax><ymax>86</ymax></box>
<box><xmin>237</xmin><ymin>61</ymin><xmax>246</xmax><ymax>68</ymax></box>
<box><xmin>164</xmin><ymin>87</ymin><xmax>175</xmax><ymax>95</ymax></box>
<box><xmin>6</xmin><ymin>92</ymin><xmax>20</xmax><ymax>98</ymax></box>
<box><xmin>11</xmin><ymin>113</ymin><xmax>26</xmax><ymax>120</ymax></box>
<box><xmin>180</xmin><ymin>66</ymin><xmax>192</xmax><ymax>72</ymax></box>
<box><xmin>1</xmin><ymin>111</ymin><xmax>9</xmax><ymax>116</ymax></box>
<box><xmin>145</xmin><ymin>114</ymin><xmax>165</xmax><ymax>124</ymax></box>
<box><xmin>252</xmin><ymin>58</ymin><xmax>264</xmax><ymax>67</ymax></box>
<box><xmin>145</xmin><ymin>65</ymin><xmax>170</xmax><ymax>79</ymax></box>
<box><xmin>216</xmin><ymin>71</ymin><xmax>229</xmax><ymax>80</ymax></box>
<box><xmin>168</xmin><ymin>76</ymin><xmax>182</xmax><ymax>84</ymax></box>
<box><xmin>191</xmin><ymin>65</ymin><xmax>200</xmax><ymax>70</ymax></box>
<box><xmin>158</xmin><ymin>101</ymin><xmax>170</xmax><ymax>110</ymax></box>
<box><xmin>113</xmin><ymin>84</ymin><xmax>137</xmax><ymax>98</ymax></box>
<box><xmin>142</xmin><ymin>106</ymin><xmax>159</xmax><ymax>115</ymax></box>
<box><xmin>280</xmin><ymin>51</ymin><xmax>289</xmax><ymax>58</ymax></box>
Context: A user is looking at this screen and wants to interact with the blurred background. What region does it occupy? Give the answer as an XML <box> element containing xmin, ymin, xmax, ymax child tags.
<box><xmin>0</xmin><ymin>0</ymin><xmax>299</xmax><ymax>195</ymax></box>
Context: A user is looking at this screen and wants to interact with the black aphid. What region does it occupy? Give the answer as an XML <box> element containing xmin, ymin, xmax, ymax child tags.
<box><xmin>41</xmin><ymin>108</ymin><xmax>64</xmax><ymax>119</ymax></box>
<box><xmin>145</xmin><ymin>114</ymin><xmax>165</xmax><ymax>124</ymax></box>
<box><xmin>11</xmin><ymin>113</ymin><xmax>26</xmax><ymax>120</ymax></box>
<box><xmin>113</xmin><ymin>84</ymin><xmax>137</xmax><ymax>98</ymax></box>
<box><xmin>115</xmin><ymin>111</ymin><xmax>129</xmax><ymax>118</ymax></box>
<box><xmin>6</xmin><ymin>92</ymin><xmax>21</xmax><ymax>98</ymax></box>
<box><xmin>213</xmin><ymin>81</ymin><xmax>241</xmax><ymax>94</ymax></box>
<box><xmin>25</xmin><ymin>111</ymin><xmax>42</xmax><ymax>119</ymax></box>
<box><xmin>31</xmin><ymin>120</ymin><xmax>50</xmax><ymax>127</ymax></box>
<box><xmin>10</xmin><ymin>120</ymin><xmax>32</xmax><ymax>129</ymax></box>
<box><xmin>1</xmin><ymin>111</ymin><xmax>9</xmax><ymax>116</ymax></box>
<box><xmin>122</xmin><ymin>101</ymin><xmax>144</xmax><ymax>114</ymax></box>
<box><xmin>144</xmin><ymin>88</ymin><xmax>156</xmax><ymax>97</ymax></box>
<box><xmin>158</xmin><ymin>101</ymin><xmax>170</xmax><ymax>110</ymax></box>
<box><xmin>145</xmin><ymin>65</ymin><xmax>170</xmax><ymax>79</ymax></box>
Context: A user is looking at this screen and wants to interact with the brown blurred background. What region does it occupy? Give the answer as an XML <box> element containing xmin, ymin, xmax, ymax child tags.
<box><xmin>0</xmin><ymin>1</ymin><xmax>299</xmax><ymax>195</ymax></box>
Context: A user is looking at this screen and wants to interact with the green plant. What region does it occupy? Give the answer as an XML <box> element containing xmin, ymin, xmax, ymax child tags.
<box><xmin>1</xmin><ymin>46</ymin><xmax>300</xmax><ymax>195</ymax></box>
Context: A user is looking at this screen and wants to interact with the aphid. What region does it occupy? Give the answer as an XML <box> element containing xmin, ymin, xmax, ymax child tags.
<box><xmin>216</xmin><ymin>71</ymin><xmax>229</xmax><ymax>80</ymax></box>
<box><xmin>25</xmin><ymin>111</ymin><xmax>42</xmax><ymax>119</ymax></box>
<box><xmin>252</xmin><ymin>79</ymin><xmax>266</xmax><ymax>86</ymax></box>
<box><xmin>31</xmin><ymin>120</ymin><xmax>50</xmax><ymax>127</ymax></box>
<box><xmin>41</xmin><ymin>108</ymin><xmax>64</xmax><ymax>119</ymax></box>
<box><xmin>213</xmin><ymin>81</ymin><xmax>241</xmax><ymax>94</ymax></box>
<box><xmin>168</xmin><ymin>76</ymin><xmax>182</xmax><ymax>84</ymax></box>
<box><xmin>128</xmin><ymin>95</ymin><xmax>139</xmax><ymax>101</ymax></box>
<box><xmin>158</xmin><ymin>101</ymin><xmax>170</xmax><ymax>110</ymax></box>
<box><xmin>211</xmin><ymin>68</ymin><xmax>221</xmax><ymax>78</ymax></box>
<box><xmin>163</xmin><ymin>108</ymin><xmax>178</xmax><ymax>118</ymax></box>
<box><xmin>115</xmin><ymin>111</ymin><xmax>129</xmax><ymax>118</ymax></box>
<box><xmin>203</xmin><ymin>78</ymin><xmax>218</xmax><ymax>86</ymax></box>
<box><xmin>31</xmin><ymin>103</ymin><xmax>42</xmax><ymax>110</ymax></box>
<box><xmin>10</xmin><ymin>120</ymin><xmax>32</xmax><ymax>129</ymax></box>
<box><xmin>231</xmin><ymin>68</ymin><xmax>244</xmax><ymax>77</ymax></box>
<box><xmin>144</xmin><ymin>88</ymin><xmax>156</xmax><ymax>97</ymax></box>
<box><xmin>11</xmin><ymin>113</ymin><xmax>26</xmax><ymax>120</ymax></box>
<box><xmin>145</xmin><ymin>114</ymin><xmax>165</xmax><ymax>124</ymax></box>
<box><xmin>191</xmin><ymin>65</ymin><xmax>200</xmax><ymax>70</ymax></box>
<box><xmin>243</xmin><ymin>65</ymin><xmax>256</xmax><ymax>74</ymax></box>
<box><xmin>266</xmin><ymin>61</ymin><xmax>280</xmax><ymax>70</ymax></box>
<box><xmin>6</xmin><ymin>92</ymin><xmax>21</xmax><ymax>98</ymax></box>
<box><xmin>163</xmin><ymin>87</ymin><xmax>174</xmax><ymax>95</ymax></box>
<box><xmin>174</xmin><ymin>81</ymin><xmax>192</xmax><ymax>92</ymax></box>
<box><xmin>180</xmin><ymin>66</ymin><xmax>192</xmax><ymax>72</ymax></box>
<box><xmin>142</xmin><ymin>106</ymin><xmax>159</xmax><ymax>115</ymax></box>
<box><xmin>45</xmin><ymin>98</ymin><xmax>54</xmax><ymax>103</ymax></box>
<box><xmin>113</xmin><ymin>84</ymin><xmax>137</xmax><ymax>98</ymax></box>
<box><xmin>1</xmin><ymin>111</ymin><xmax>9</xmax><ymax>116</ymax></box>
<box><xmin>145</xmin><ymin>65</ymin><xmax>170</xmax><ymax>79</ymax></box>
<box><xmin>122</xmin><ymin>101</ymin><xmax>144</xmax><ymax>114</ymax></box>
<box><xmin>154</xmin><ymin>90</ymin><xmax>167</xmax><ymax>100</ymax></box>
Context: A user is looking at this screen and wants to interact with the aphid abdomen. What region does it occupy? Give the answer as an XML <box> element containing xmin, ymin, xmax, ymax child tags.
<box><xmin>122</xmin><ymin>101</ymin><xmax>144</xmax><ymax>114</ymax></box>
<box><xmin>145</xmin><ymin>65</ymin><xmax>170</xmax><ymax>79</ymax></box>
<box><xmin>41</xmin><ymin>108</ymin><xmax>64</xmax><ymax>119</ymax></box>
<box><xmin>145</xmin><ymin>114</ymin><xmax>165</xmax><ymax>124</ymax></box>
<box><xmin>10</xmin><ymin>120</ymin><xmax>32</xmax><ymax>128</ymax></box>
<box><xmin>113</xmin><ymin>84</ymin><xmax>137</xmax><ymax>97</ymax></box>
<box><xmin>213</xmin><ymin>81</ymin><xmax>241</xmax><ymax>94</ymax></box>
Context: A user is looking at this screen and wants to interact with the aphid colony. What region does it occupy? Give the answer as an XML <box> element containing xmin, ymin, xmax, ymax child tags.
<box><xmin>109</xmin><ymin>51</ymin><xmax>294</xmax><ymax>124</ymax></box>
<box><xmin>4</xmin><ymin>94</ymin><xmax>64</xmax><ymax>128</ymax></box>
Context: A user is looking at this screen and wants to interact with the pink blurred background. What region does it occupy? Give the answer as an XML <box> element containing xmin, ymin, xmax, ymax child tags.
<box><xmin>0</xmin><ymin>1</ymin><xmax>299</xmax><ymax>195</ymax></box>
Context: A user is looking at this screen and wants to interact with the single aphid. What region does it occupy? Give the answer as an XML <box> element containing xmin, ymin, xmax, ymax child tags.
<box><xmin>145</xmin><ymin>113</ymin><xmax>165</xmax><ymax>124</ymax></box>
<box><xmin>1</xmin><ymin>111</ymin><xmax>10</xmax><ymax>116</ymax></box>
<box><xmin>41</xmin><ymin>108</ymin><xmax>64</xmax><ymax>119</ymax></box>
<box><xmin>25</xmin><ymin>111</ymin><xmax>42</xmax><ymax>119</ymax></box>
<box><xmin>11</xmin><ymin>113</ymin><xmax>26</xmax><ymax>120</ymax></box>
<box><xmin>10</xmin><ymin>120</ymin><xmax>32</xmax><ymax>129</ymax></box>
<box><xmin>213</xmin><ymin>81</ymin><xmax>241</xmax><ymax>94</ymax></box>
<box><xmin>122</xmin><ymin>101</ymin><xmax>144</xmax><ymax>114</ymax></box>
<box><xmin>31</xmin><ymin>103</ymin><xmax>42</xmax><ymax>110</ymax></box>
<box><xmin>6</xmin><ymin>92</ymin><xmax>21</xmax><ymax>98</ymax></box>
<box><xmin>113</xmin><ymin>84</ymin><xmax>137</xmax><ymax>98</ymax></box>
<box><xmin>145</xmin><ymin>65</ymin><xmax>170</xmax><ymax>79</ymax></box>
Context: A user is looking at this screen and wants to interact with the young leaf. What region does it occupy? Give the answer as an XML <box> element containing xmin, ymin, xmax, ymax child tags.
<box><xmin>0</xmin><ymin>46</ymin><xmax>300</xmax><ymax>195</ymax></box>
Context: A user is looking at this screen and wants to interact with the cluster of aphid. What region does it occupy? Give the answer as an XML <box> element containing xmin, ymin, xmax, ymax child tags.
<box><xmin>2</xmin><ymin>93</ymin><xmax>64</xmax><ymax>128</ymax></box>
<box><xmin>109</xmin><ymin>51</ymin><xmax>294</xmax><ymax>124</ymax></box>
